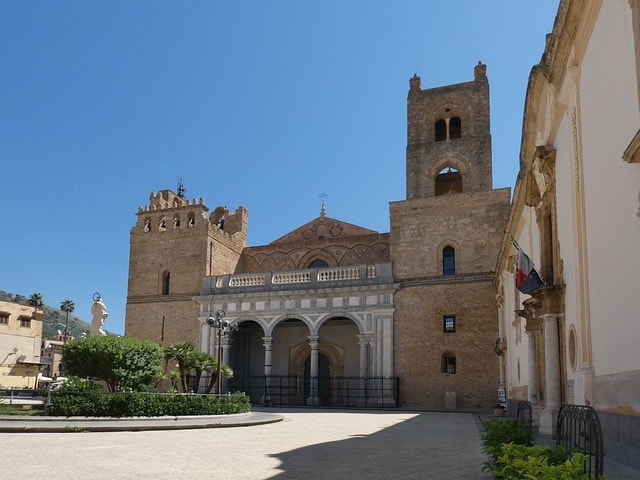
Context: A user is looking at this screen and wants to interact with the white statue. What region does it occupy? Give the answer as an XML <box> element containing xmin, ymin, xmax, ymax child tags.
<box><xmin>90</xmin><ymin>293</ymin><xmax>108</xmax><ymax>336</ymax></box>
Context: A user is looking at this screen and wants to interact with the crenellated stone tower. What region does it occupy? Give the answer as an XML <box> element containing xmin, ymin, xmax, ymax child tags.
<box><xmin>390</xmin><ymin>63</ymin><xmax>511</xmax><ymax>409</ymax></box>
<box><xmin>125</xmin><ymin>189</ymin><xmax>247</xmax><ymax>345</ymax></box>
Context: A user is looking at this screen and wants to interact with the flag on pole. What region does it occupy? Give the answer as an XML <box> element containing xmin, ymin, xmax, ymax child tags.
<box><xmin>515</xmin><ymin>248</ymin><xmax>546</xmax><ymax>294</ymax></box>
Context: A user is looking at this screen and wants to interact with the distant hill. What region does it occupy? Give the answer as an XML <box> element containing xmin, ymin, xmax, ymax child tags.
<box><xmin>0</xmin><ymin>290</ymin><xmax>92</xmax><ymax>339</ymax></box>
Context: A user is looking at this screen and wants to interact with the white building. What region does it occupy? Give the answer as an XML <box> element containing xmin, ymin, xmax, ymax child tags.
<box><xmin>0</xmin><ymin>300</ymin><xmax>44</xmax><ymax>388</ymax></box>
<box><xmin>496</xmin><ymin>0</ymin><xmax>640</xmax><ymax>468</ymax></box>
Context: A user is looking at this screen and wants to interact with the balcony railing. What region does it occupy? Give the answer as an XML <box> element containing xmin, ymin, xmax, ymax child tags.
<box><xmin>202</xmin><ymin>263</ymin><xmax>393</xmax><ymax>294</ymax></box>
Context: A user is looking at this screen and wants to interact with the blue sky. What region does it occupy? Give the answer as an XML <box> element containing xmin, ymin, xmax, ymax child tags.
<box><xmin>0</xmin><ymin>2</ymin><xmax>558</xmax><ymax>335</ymax></box>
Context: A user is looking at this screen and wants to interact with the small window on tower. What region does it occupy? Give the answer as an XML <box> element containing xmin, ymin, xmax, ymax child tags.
<box><xmin>443</xmin><ymin>247</ymin><xmax>456</xmax><ymax>276</ymax></box>
<box><xmin>144</xmin><ymin>218</ymin><xmax>152</xmax><ymax>232</ymax></box>
<box><xmin>444</xmin><ymin>315</ymin><xmax>456</xmax><ymax>333</ymax></box>
<box><xmin>159</xmin><ymin>217</ymin><xmax>167</xmax><ymax>231</ymax></box>
<box><xmin>449</xmin><ymin>117</ymin><xmax>462</xmax><ymax>139</ymax></box>
<box><xmin>435</xmin><ymin>119</ymin><xmax>447</xmax><ymax>142</ymax></box>
<box><xmin>443</xmin><ymin>354</ymin><xmax>457</xmax><ymax>374</ymax></box>
<box><xmin>435</xmin><ymin>167</ymin><xmax>463</xmax><ymax>196</ymax></box>
<box><xmin>162</xmin><ymin>270</ymin><xmax>170</xmax><ymax>295</ymax></box>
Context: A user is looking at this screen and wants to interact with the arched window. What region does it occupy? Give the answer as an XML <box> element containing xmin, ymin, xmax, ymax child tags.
<box><xmin>443</xmin><ymin>247</ymin><xmax>456</xmax><ymax>275</ymax></box>
<box><xmin>159</xmin><ymin>216</ymin><xmax>167</xmax><ymax>232</ymax></box>
<box><xmin>308</xmin><ymin>259</ymin><xmax>329</xmax><ymax>268</ymax></box>
<box><xmin>173</xmin><ymin>215</ymin><xmax>181</xmax><ymax>228</ymax></box>
<box><xmin>143</xmin><ymin>218</ymin><xmax>152</xmax><ymax>232</ymax></box>
<box><xmin>449</xmin><ymin>117</ymin><xmax>461</xmax><ymax>139</ymax></box>
<box><xmin>162</xmin><ymin>270</ymin><xmax>170</xmax><ymax>295</ymax></box>
<box><xmin>435</xmin><ymin>167</ymin><xmax>463</xmax><ymax>196</ymax></box>
<box><xmin>435</xmin><ymin>119</ymin><xmax>447</xmax><ymax>142</ymax></box>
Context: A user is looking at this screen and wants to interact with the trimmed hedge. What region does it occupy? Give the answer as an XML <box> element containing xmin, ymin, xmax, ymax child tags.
<box><xmin>46</xmin><ymin>391</ymin><xmax>250</xmax><ymax>417</ymax></box>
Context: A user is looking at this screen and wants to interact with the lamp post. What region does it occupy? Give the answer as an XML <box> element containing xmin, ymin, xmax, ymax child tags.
<box><xmin>206</xmin><ymin>310</ymin><xmax>238</xmax><ymax>396</ymax></box>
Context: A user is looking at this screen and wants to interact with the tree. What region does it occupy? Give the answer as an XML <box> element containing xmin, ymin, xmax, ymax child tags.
<box><xmin>164</xmin><ymin>342</ymin><xmax>233</xmax><ymax>393</ymax></box>
<box><xmin>204</xmin><ymin>361</ymin><xmax>233</xmax><ymax>394</ymax></box>
<box><xmin>60</xmin><ymin>299</ymin><xmax>75</xmax><ymax>342</ymax></box>
<box><xmin>164</xmin><ymin>342</ymin><xmax>196</xmax><ymax>392</ymax></box>
<box><xmin>28</xmin><ymin>292</ymin><xmax>44</xmax><ymax>308</ymax></box>
<box><xmin>62</xmin><ymin>335</ymin><xmax>165</xmax><ymax>392</ymax></box>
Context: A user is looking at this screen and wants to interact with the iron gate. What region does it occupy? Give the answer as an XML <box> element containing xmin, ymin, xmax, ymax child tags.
<box><xmin>220</xmin><ymin>375</ymin><xmax>399</xmax><ymax>408</ymax></box>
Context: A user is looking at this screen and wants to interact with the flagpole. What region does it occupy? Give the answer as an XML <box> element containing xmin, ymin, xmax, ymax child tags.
<box><xmin>509</xmin><ymin>233</ymin><xmax>520</xmax><ymax>251</ymax></box>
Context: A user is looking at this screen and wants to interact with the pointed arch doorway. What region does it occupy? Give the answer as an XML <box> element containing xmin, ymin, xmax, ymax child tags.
<box><xmin>304</xmin><ymin>353</ymin><xmax>330</xmax><ymax>405</ymax></box>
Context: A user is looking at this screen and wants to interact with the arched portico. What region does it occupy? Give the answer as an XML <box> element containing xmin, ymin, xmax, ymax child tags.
<box><xmin>196</xmin><ymin>266</ymin><xmax>397</xmax><ymax>406</ymax></box>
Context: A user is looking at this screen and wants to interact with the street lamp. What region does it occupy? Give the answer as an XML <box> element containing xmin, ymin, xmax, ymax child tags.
<box><xmin>206</xmin><ymin>310</ymin><xmax>238</xmax><ymax>396</ymax></box>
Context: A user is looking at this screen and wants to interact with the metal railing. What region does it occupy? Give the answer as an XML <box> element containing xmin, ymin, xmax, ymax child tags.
<box><xmin>0</xmin><ymin>388</ymin><xmax>48</xmax><ymax>405</ymax></box>
<box><xmin>215</xmin><ymin>375</ymin><xmax>399</xmax><ymax>408</ymax></box>
<box><xmin>556</xmin><ymin>404</ymin><xmax>604</xmax><ymax>478</ymax></box>
<box><xmin>515</xmin><ymin>400</ymin><xmax>533</xmax><ymax>444</ymax></box>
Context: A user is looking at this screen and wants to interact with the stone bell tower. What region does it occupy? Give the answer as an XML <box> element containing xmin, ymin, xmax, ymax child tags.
<box><xmin>406</xmin><ymin>61</ymin><xmax>493</xmax><ymax>200</ymax></box>
<box><xmin>125</xmin><ymin>187</ymin><xmax>247</xmax><ymax>345</ymax></box>
<box><xmin>390</xmin><ymin>63</ymin><xmax>511</xmax><ymax>409</ymax></box>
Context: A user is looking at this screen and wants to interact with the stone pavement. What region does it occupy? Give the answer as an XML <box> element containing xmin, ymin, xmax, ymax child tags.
<box><xmin>0</xmin><ymin>408</ymin><xmax>492</xmax><ymax>480</ymax></box>
<box><xmin>1</xmin><ymin>408</ymin><xmax>638</xmax><ymax>479</ymax></box>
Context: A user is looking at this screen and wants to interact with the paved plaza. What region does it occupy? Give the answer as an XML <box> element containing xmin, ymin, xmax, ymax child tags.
<box><xmin>1</xmin><ymin>408</ymin><xmax>492</xmax><ymax>480</ymax></box>
<box><xmin>3</xmin><ymin>408</ymin><xmax>639</xmax><ymax>479</ymax></box>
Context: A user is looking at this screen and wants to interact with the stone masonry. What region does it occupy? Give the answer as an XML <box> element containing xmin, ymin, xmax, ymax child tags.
<box><xmin>125</xmin><ymin>64</ymin><xmax>510</xmax><ymax>410</ymax></box>
<box><xmin>391</xmin><ymin>63</ymin><xmax>511</xmax><ymax>409</ymax></box>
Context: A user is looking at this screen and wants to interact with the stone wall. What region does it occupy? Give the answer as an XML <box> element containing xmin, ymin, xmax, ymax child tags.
<box><xmin>394</xmin><ymin>280</ymin><xmax>500</xmax><ymax>409</ymax></box>
<box><xmin>390</xmin><ymin>65</ymin><xmax>510</xmax><ymax>409</ymax></box>
<box><xmin>125</xmin><ymin>190</ymin><xmax>247</xmax><ymax>345</ymax></box>
<box><xmin>390</xmin><ymin>189</ymin><xmax>510</xmax><ymax>279</ymax></box>
<box><xmin>241</xmin><ymin>233</ymin><xmax>390</xmax><ymax>272</ymax></box>
<box><xmin>406</xmin><ymin>63</ymin><xmax>492</xmax><ymax>200</ymax></box>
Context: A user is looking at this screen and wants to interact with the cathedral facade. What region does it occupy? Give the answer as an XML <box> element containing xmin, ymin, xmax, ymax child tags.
<box><xmin>125</xmin><ymin>64</ymin><xmax>510</xmax><ymax>410</ymax></box>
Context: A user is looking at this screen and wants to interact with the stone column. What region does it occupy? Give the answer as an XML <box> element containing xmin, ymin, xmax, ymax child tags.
<box><xmin>262</xmin><ymin>336</ymin><xmax>273</xmax><ymax>405</ymax></box>
<box><xmin>543</xmin><ymin>314</ymin><xmax>561</xmax><ymax>409</ymax></box>
<box><xmin>262</xmin><ymin>336</ymin><xmax>273</xmax><ymax>376</ymax></box>
<box><xmin>526</xmin><ymin>331</ymin><xmax>539</xmax><ymax>404</ymax></box>
<box><xmin>357</xmin><ymin>335</ymin><xmax>370</xmax><ymax>407</ymax></box>
<box><xmin>307</xmin><ymin>335</ymin><xmax>320</xmax><ymax>406</ymax></box>
<box><xmin>537</xmin><ymin>314</ymin><xmax>562</xmax><ymax>436</ymax></box>
<box><xmin>357</xmin><ymin>335</ymin><xmax>369</xmax><ymax>377</ymax></box>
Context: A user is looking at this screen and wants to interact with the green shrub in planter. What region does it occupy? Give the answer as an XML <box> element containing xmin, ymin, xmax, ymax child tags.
<box><xmin>486</xmin><ymin>443</ymin><xmax>590</xmax><ymax>480</ymax></box>
<box><xmin>482</xmin><ymin>419</ymin><xmax>532</xmax><ymax>459</ymax></box>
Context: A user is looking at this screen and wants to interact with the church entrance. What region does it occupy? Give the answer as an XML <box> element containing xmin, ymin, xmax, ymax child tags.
<box><xmin>304</xmin><ymin>353</ymin><xmax>330</xmax><ymax>405</ymax></box>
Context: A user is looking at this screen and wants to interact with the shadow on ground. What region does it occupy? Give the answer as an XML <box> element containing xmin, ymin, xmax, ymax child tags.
<box><xmin>266</xmin><ymin>410</ymin><xmax>492</xmax><ymax>480</ymax></box>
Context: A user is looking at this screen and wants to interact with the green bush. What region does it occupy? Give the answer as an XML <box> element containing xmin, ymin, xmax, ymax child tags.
<box><xmin>62</xmin><ymin>336</ymin><xmax>165</xmax><ymax>392</ymax></box>
<box><xmin>46</xmin><ymin>391</ymin><xmax>250</xmax><ymax>417</ymax></box>
<box><xmin>57</xmin><ymin>375</ymin><xmax>103</xmax><ymax>392</ymax></box>
<box><xmin>482</xmin><ymin>419</ymin><xmax>532</xmax><ymax>459</ymax></box>
<box><xmin>488</xmin><ymin>443</ymin><xmax>590</xmax><ymax>479</ymax></box>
